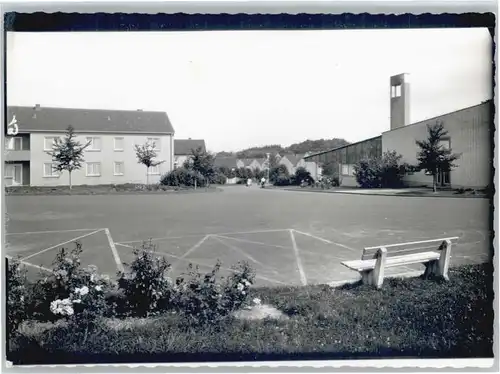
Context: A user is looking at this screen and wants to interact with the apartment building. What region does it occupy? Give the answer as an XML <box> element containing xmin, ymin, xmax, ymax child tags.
<box><xmin>4</xmin><ymin>105</ymin><xmax>175</xmax><ymax>186</ymax></box>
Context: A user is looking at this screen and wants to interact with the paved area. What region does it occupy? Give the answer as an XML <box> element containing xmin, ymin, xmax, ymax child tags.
<box><xmin>5</xmin><ymin>185</ymin><xmax>491</xmax><ymax>286</ymax></box>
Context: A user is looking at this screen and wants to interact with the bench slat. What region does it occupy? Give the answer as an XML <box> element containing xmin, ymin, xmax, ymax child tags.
<box><xmin>361</xmin><ymin>237</ymin><xmax>459</xmax><ymax>261</ymax></box>
<box><xmin>362</xmin><ymin>244</ymin><xmax>443</xmax><ymax>261</ymax></box>
<box><xmin>342</xmin><ymin>251</ymin><xmax>440</xmax><ymax>272</ymax></box>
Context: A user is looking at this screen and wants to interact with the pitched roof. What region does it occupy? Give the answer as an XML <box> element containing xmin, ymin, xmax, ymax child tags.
<box><xmin>214</xmin><ymin>156</ymin><xmax>238</xmax><ymax>169</ymax></box>
<box><xmin>174</xmin><ymin>139</ymin><xmax>206</xmax><ymax>155</ymax></box>
<box><xmin>281</xmin><ymin>154</ymin><xmax>305</xmax><ymax>166</ymax></box>
<box><xmin>7</xmin><ymin>105</ymin><xmax>174</xmax><ymax>134</ymax></box>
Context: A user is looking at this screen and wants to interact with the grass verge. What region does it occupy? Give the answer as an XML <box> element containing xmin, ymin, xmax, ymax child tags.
<box><xmin>8</xmin><ymin>263</ymin><xmax>493</xmax><ymax>364</ymax></box>
<box><xmin>5</xmin><ymin>184</ymin><xmax>222</xmax><ymax>196</ymax></box>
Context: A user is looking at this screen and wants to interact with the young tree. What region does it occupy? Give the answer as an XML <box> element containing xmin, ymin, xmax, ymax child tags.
<box><xmin>415</xmin><ymin>122</ymin><xmax>460</xmax><ymax>192</ymax></box>
<box><xmin>184</xmin><ymin>146</ymin><xmax>216</xmax><ymax>187</ymax></box>
<box><xmin>46</xmin><ymin>125</ymin><xmax>90</xmax><ymax>190</ymax></box>
<box><xmin>134</xmin><ymin>140</ymin><xmax>165</xmax><ymax>185</ymax></box>
<box><xmin>294</xmin><ymin>166</ymin><xmax>313</xmax><ymax>186</ymax></box>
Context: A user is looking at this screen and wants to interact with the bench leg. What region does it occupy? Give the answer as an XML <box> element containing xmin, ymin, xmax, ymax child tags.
<box><xmin>360</xmin><ymin>248</ymin><xmax>387</xmax><ymax>288</ymax></box>
<box><xmin>423</xmin><ymin>240</ymin><xmax>452</xmax><ymax>280</ymax></box>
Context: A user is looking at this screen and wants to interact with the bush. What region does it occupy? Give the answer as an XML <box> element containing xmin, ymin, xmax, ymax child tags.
<box><xmin>6</xmin><ymin>258</ymin><xmax>29</xmax><ymax>337</ymax></box>
<box><xmin>294</xmin><ymin>167</ymin><xmax>314</xmax><ymax>186</ymax></box>
<box><xmin>269</xmin><ymin>164</ymin><xmax>290</xmax><ymax>184</ymax></box>
<box><xmin>117</xmin><ymin>240</ymin><xmax>176</xmax><ymax>317</ymax></box>
<box><xmin>174</xmin><ymin>261</ymin><xmax>255</xmax><ymax>325</ymax></box>
<box><xmin>160</xmin><ymin>167</ymin><xmax>206</xmax><ymax>187</ymax></box>
<box><xmin>354</xmin><ymin>151</ymin><xmax>407</xmax><ymax>189</ymax></box>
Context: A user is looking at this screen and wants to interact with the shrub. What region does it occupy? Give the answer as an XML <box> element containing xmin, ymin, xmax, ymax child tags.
<box><xmin>160</xmin><ymin>167</ymin><xmax>206</xmax><ymax>187</ymax></box>
<box><xmin>269</xmin><ymin>164</ymin><xmax>289</xmax><ymax>184</ymax></box>
<box><xmin>174</xmin><ymin>261</ymin><xmax>256</xmax><ymax>326</ymax></box>
<box><xmin>354</xmin><ymin>151</ymin><xmax>407</xmax><ymax>189</ymax></box>
<box><xmin>117</xmin><ymin>240</ymin><xmax>176</xmax><ymax>317</ymax></box>
<box><xmin>274</xmin><ymin>175</ymin><xmax>292</xmax><ymax>186</ymax></box>
<box><xmin>294</xmin><ymin>167</ymin><xmax>314</xmax><ymax>186</ymax></box>
<box><xmin>212</xmin><ymin>172</ymin><xmax>227</xmax><ymax>185</ymax></box>
<box><xmin>6</xmin><ymin>258</ymin><xmax>28</xmax><ymax>336</ymax></box>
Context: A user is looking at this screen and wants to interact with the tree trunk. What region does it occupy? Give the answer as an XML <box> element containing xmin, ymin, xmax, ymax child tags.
<box><xmin>69</xmin><ymin>171</ymin><xmax>72</xmax><ymax>190</ymax></box>
<box><xmin>146</xmin><ymin>167</ymin><xmax>149</xmax><ymax>185</ymax></box>
<box><xmin>433</xmin><ymin>173</ymin><xmax>437</xmax><ymax>193</ymax></box>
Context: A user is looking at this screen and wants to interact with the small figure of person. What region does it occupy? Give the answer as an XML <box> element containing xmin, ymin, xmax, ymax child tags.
<box><xmin>260</xmin><ymin>177</ymin><xmax>266</xmax><ymax>188</ymax></box>
<box><xmin>247</xmin><ymin>178</ymin><xmax>252</xmax><ymax>187</ymax></box>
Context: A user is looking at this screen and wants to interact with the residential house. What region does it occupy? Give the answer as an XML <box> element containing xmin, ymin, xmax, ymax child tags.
<box><xmin>174</xmin><ymin>139</ymin><xmax>206</xmax><ymax>168</ymax></box>
<box><xmin>214</xmin><ymin>156</ymin><xmax>239</xmax><ymax>184</ymax></box>
<box><xmin>4</xmin><ymin>105</ymin><xmax>175</xmax><ymax>186</ymax></box>
<box><xmin>278</xmin><ymin>154</ymin><xmax>305</xmax><ymax>175</ymax></box>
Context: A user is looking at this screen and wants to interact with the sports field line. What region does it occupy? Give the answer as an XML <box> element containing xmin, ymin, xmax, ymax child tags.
<box><xmin>170</xmin><ymin>235</ymin><xmax>211</xmax><ymax>272</ymax></box>
<box><xmin>292</xmin><ymin>229</ymin><xmax>358</xmax><ymax>253</ymax></box>
<box><xmin>212</xmin><ymin>236</ymin><xmax>270</xmax><ymax>269</ymax></box>
<box><xmin>289</xmin><ymin>229</ymin><xmax>307</xmax><ymax>286</ymax></box>
<box><xmin>6</xmin><ymin>228</ymin><xmax>105</xmax><ymax>236</ymax></box>
<box><xmin>115</xmin><ymin>229</ymin><xmax>290</xmax><ymax>245</ymax></box>
<box><xmin>6</xmin><ymin>255</ymin><xmax>53</xmax><ymax>273</ymax></box>
<box><xmin>105</xmin><ymin>228</ymin><xmax>124</xmax><ymax>273</ymax></box>
<box><xmin>21</xmin><ymin>229</ymin><xmax>104</xmax><ymax>261</ymax></box>
<box><xmin>212</xmin><ymin>234</ymin><xmax>292</xmax><ymax>250</ymax></box>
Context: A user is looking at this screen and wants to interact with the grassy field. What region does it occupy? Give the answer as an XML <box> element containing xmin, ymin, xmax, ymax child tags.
<box><xmin>8</xmin><ymin>263</ymin><xmax>494</xmax><ymax>364</ymax></box>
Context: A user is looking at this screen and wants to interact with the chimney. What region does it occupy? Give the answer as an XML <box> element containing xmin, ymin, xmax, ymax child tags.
<box><xmin>389</xmin><ymin>73</ymin><xmax>410</xmax><ymax>130</ymax></box>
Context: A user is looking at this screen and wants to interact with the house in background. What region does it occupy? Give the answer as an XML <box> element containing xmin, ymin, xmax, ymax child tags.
<box><xmin>214</xmin><ymin>156</ymin><xmax>239</xmax><ymax>184</ymax></box>
<box><xmin>173</xmin><ymin>139</ymin><xmax>206</xmax><ymax>168</ymax></box>
<box><xmin>278</xmin><ymin>154</ymin><xmax>305</xmax><ymax>175</ymax></box>
<box><xmin>304</xmin><ymin>73</ymin><xmax>492</xmax><ymax>189</ymax></box>
<box><xmin>4</xmin><ymin>105</ymin><xmax>175</xmax><ymax>186</ymax></box>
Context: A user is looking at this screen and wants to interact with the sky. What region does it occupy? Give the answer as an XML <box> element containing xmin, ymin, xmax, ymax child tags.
<box><xmin>7</xmin><ymin>28</ymin><xmax>492</xmax><ymax>152</ymax></box>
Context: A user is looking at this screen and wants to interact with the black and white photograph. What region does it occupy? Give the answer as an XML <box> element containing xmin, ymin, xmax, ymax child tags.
<box><xmin>2</xmin><ymin>8</ymin><xmax>497</xmax><ymax>368</ymax></box>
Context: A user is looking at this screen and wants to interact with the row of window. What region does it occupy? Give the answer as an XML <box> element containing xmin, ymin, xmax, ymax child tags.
<box><xmin>43</xmin><ymin>137</ymin><xmax>162</xmax><ymax>152</ymax></box>
<box><xmin>43</xmin><ymin>161</ymin><xmax>161</xmax><ymax>178</ymax></box>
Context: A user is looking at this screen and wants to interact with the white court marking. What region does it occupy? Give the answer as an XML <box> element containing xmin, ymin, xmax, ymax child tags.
<box><xmin>212</xmin><ymin>235</ymin><xmax>271</xmax><ymax>269</ymax></box>
<box><xmin>6</xmin><ymin>228</ymin><xmax>104</xmax><ymax>236</ymax></box>
<box><xmin>292</xmin><ymin>229</ymin><xmax>359</xmax><ymax>252</ymax></box>
<box><xmin>170</xmin><ymin>235</ymin><xmax>211</xmax><ymax>272</ymax></box>
<box><xmin>6</xmin><ymin>255</ymin><xmax>53</xmax><ymax>273</ymax></box>
<box><xmin>289</xmin><ymin>229</ymin><xmax>307</xmax><ymax>286</ymax></box>
<box><xmin>21</xmin><ymin>229</ymin><xmax>104</xmax><ymax>261</ymax></box>
<box><xmin>104</xmin><ymin>228</ymin><xmax>124</xmax><ymax>273</ymax></box>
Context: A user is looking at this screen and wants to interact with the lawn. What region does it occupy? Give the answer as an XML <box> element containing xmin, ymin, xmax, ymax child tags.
<box><xmin>5</xmin><ymin>183</ymin><xmax>222</xmax><ymax>196</ymax></box>
<box><xmin>7</xmin><ymin>263</ymin><xmax>494</xmax><ymax>364</ymax></box>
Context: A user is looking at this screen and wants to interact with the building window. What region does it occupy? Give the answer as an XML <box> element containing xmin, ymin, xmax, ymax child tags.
<box><xmin>114</xmin><ymin>161</ymin><xmax>124</xmax><ymax>176</ymax></box>
<box><xmin>114</xmin><ymin>137</ymin><xmax>124</xmax><ymax>151</ymax></box>
<box><xmin>341</xmin><ymin>164</ymin><xmax>355</xmax><ymax>176</ymax></box>
<box><xmin>439</xmin><ymin>139</ymin><xmax>451</xmax><ymax>150</ymax></box>
<box><xmin>43</xmin><ymin>163</ymin><xmax>59</xmax><ymax>178</ymax></box>
<box><xmin>86</xmin><ymin>162</ymin><xmax>101</xmax><ymax>177</ymax></box>
<box><xmin>147</xmin><ymin>137</ymin><xmax>161</xmax><ymax>151</ymax></box>
<box><xmin>86</xmin><ymin>137</ymin><xmax>102</xmax><ymax>151</ymax></box>
<box><xmin>391</xmin><ymin>85</ymin><xmax>402</xmax><ymax>98</ymax></box>
<box><xmin>44</xmin><ymin>136</ymin><xmax>60</xmax><ymax>151</ymax></box>
<box><xmin>5</xmin><ymin>137</ymin><xmax>22</xmax><ymax>151</ymax></box>
<box><xmin>148</xmin><ymin>165</ymin><xmax>160</xmax><ymax>175</ymax></box>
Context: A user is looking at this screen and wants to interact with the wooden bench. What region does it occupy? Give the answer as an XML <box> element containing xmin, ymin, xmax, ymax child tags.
<box><xmin>341</xmin><ymin>237</ymin><xmax>459</xmax><ymax>288</ymax></box>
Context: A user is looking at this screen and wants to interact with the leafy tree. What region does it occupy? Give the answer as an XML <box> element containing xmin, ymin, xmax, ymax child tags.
<box><xmin>269</xmin><ymin>164</ymin><xmax>290</xmax><ymax>184</ymax></box>
<box><xmin>294</xmin><ymin>167</ymin><xmax>314</xmax><ymax>185</ymax></box>
<box><xmin>184</xmin><ymin>146</ymin><xmax>216</xmax><ymax>186</ymax></box>
<box><xmin>134</xmin><ymin>140</ymin><xmax>165</xmax><ymax>185</ymax></box>
<box><xmin>46</xmin><ymin>125</ymin><xmax>90</xmax><ymax>190</ymax></box>
<box><xmin>415</xmin><ymin>122</ymin><xmax>460</xmax><ymax>192</ymax></box>
<box><xmin>321</xmin><ymin>162</ymin><xmax>337</xmax><ymax>177</ymax></box>
<box><xmin>353</xmin><ymin>150</ymin><xmax>408</xmax><ymax>189</ymax></box>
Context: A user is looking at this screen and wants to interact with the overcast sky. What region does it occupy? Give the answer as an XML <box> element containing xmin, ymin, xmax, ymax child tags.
<box><xmin>7</xmin><ymin>28</ymin><xmax>492</xmax><ymax>152</ymax></box>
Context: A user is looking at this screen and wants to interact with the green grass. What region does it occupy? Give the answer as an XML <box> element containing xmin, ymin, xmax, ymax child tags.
<box><xmin>5</xmin><ymin>183</ymin><xmax>222</xmax><ymax>196</ymax></box>
<box><xmin>8</xmin><ymin>263</ymin><xmax>494</xmax><ymax>364</ymax></box>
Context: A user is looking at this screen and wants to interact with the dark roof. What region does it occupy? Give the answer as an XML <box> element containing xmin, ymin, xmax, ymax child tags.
<box><xmin>174</xmin><ymin>139</ymin><xmax>206</xmax><ymax>155</ymax></box>
<box><xmin>214</xmin><ymin>156</ymin><xmax>238</xmax><ymax>169</ymax></box>
<box><xmin>304</xmin><ymin>136</ymin><xmax>381</xmax><ymax>159</ymax></box>
<box><xmin>7</xmin><ymin>106</ymin><xmax>174</xmax><ymax>134</ymax></box>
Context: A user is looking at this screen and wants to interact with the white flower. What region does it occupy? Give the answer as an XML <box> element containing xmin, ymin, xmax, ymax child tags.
<box><xmin>242</xmin><ymin>290</ymin><xmax>246</xmax><ymax>295</ymax></box>
<box><xmin>243</xmin><ymin>280</ymin><xmax>251</xmax><ymax>287</ymax></box>
<box><xmin>79</xmin><ymin>286</ymin><xmax>89</xmax><ymax>296</ymax></box>
<box><xmin>95</xmin><ymin>285</ymin><xmax>103</xmax><ymax>292</ymax></box>
<box><xmin>73</xmin><ymin>299</ymin><xmax>82</xmax><ymax>304</ymax></box>
<box><xmin>253</xmin><ymin>297</ymin><xmax>261</xmax><ymax>305</ymax></box>
<box><xmin>236</xmin><ymin>283</ymin><xmax>244</xmax><ymax>291</ymax></box>
<box><xmin>90</xmin><ymin>274</ymin><xmax>96</xmax><ymax>283</ymax></box>
<box><xmin>65</xmin><ymin>258</ymin><xmax>73</xmax><ymax>265</ymax></box>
